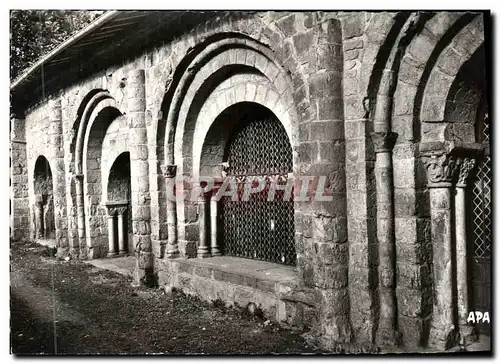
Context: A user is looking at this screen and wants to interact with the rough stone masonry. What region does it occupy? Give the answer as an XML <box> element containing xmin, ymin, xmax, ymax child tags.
<box><xmin>10</xmin><ymin>11</ymin><xmax>490</xmax><ymax>352</ymax></box>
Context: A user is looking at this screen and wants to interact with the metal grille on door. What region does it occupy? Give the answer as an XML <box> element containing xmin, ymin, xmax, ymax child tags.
<box><xmin>472</xmin><ymin>120</ymin><xmax>491</xmax><ymax>259</ymax></box>
<box><xmin>221</xmin><ymin>116</ymin><xmax>296</xmax><ymax>265</ymax></box>
<box><xmin>470</xmin><ymin>112</ymin><xmax>491</xmax><ymax>335</ymax></box>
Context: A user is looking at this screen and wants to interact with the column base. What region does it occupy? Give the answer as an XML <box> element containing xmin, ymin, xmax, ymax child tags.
<box><xmin>429</xmin><ymin>326</ymin><xmax>458</xmax><ymax>350</ymax></box>
<box><xmin>197</xmin><ymin>248</ymin><xmax>210</xmax><ymax>258</ymax></box>
<box><xmin>107</xmin><ymin>251</ymin><xmax>118</xmax><ymax>258</ymax></box>
<box><xmin>211</xmin><ymin>247</ymin><xmax>221</xmax><ymax>256</ymax></box>
<box><xmin>166</xmin><ymin>245</ymin><xmax>180</xmax><ymax>259</ymax></box>
<box><xmin>118</xmin><ymin>250</ymin><xmax>128</xmax><ymax>256</ymax></box>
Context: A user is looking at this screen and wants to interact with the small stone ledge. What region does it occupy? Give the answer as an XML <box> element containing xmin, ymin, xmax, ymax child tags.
<box><xmin>158</xmin><ymin>256</ymin><xmax>316</xmax><ymax>327</ymax></box>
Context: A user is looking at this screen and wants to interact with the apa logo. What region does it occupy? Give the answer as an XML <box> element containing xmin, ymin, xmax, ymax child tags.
<box><xmin>467</xmin><ymin>311</ymin><xmax>490</xmax><ymax>323</ymax></box>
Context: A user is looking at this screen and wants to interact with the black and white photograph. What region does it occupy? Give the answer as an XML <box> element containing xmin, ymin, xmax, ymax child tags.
<box><xmin>8</xmin><ymin>8</ymin><xmax>492</xmax><ymax>356</ymax></box>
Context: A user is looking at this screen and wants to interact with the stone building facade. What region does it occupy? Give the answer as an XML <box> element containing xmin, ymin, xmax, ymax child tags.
<box><xmin>10</xmin><ymin>11</ymin><xmax>490</xmax><ymax>351</ymax></box>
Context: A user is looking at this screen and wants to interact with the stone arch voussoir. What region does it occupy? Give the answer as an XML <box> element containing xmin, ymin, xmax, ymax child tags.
<box><xmin>421</xmin><ymin>15</ymin><xmax>484</xmax><ymax>122</ymax></box>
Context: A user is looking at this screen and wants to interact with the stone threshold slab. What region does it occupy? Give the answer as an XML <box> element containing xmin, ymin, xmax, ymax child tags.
<box><xmin>36</xmin><ymin>239</ymin><xmax>57</xmax><ymax>248</ymax></box>
<box><xmin>88</xmin><ymin>256</ymin><xmax>136</xmax><ymax>278</ymax></box>
<box><xmin>174</xmin><ymin>256</ymin><xmax>298</xmax><ymax>284</ymax></box>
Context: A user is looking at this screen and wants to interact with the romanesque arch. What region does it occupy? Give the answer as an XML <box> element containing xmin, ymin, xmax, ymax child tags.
<box><xmin>71</xmin><ymin>91</ymin><xmax>123</xmax><ymax>258</ymax></box>
<box><xmin>159</xmin><ymin>26</ymin><xmax>351</xmax><ymax>346</ymax></box>
<box><xmin>158</xmin><ymin>36</ymin><xmax>300</xmax><ymax>259</ymax></box>
<box><xmin>365</xmin><ymin>11</ymin><xmax>487</xmax><ymax>349</ymax></box>
<box><xmin>164</xmin><ymin>38</ymin><xmax>300</xmax><ymax>259</ymax></box>
<box><xmin>105</xmin><ymin>152</ymin><xmax>133</xmax><ymax>256</ymax></box>
<box><xmin>33</xmin><ymin>155</ymin><xmax>55</xmax><ymax>240</ymax></box>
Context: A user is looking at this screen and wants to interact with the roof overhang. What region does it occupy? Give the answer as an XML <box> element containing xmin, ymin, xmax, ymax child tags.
<box><xmin>10</xmin><ymin>10</ymin><xmax>223</xmax><ymax>113</ymax></box>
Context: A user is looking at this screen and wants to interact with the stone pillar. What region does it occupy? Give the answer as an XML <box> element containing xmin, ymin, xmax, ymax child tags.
<box><xmin>127</xmin><ymin>69</ymin><xmax>152</xmax><ymax>285</ymax></box>
<box><xmin>197</xmin><ymin>192</ymin><xmax>210</xmax><ymax>258</ymax></box>
<box><xmin>117</xmin><ymin>207</ymin><xmax>127</xmax><ymax>255</ymax></box>
<box><xmin>162</xmin><ymin>164</ymin><xmax>179</xmax><ymax>258</ymax></box>
<box><xmin>34</xmin><ymin>194</ymin><xmax>44</xmax><ymax>239</ymax></box>
<box><xmin>10</xmin><ymin>115</ymin><xmax>30</xmax><ymax>241</ymax></box>
<box><xmin>210</xmin><ymin>189</ymin><xmax>221</xmax><ymax>257</ymax></box>
<box><xmin>48</xmin><ymin>99</ymin><xmax>68</xmax><ymax>256</ymax></box>
<box><xmin>106</xmin><ymin>207</ymin><xmax>117</xmax><ymax>257</ymax></box>
<box><xmin>370</xmin><ymin>131</ymin><xmax>400</xmax><ymax>346</ymax></box>
<box><xmin>74</xmin><ymin>174</ymin><xmax>87</xmax><ymax>255</ymax></box>
<box><xmin>455</xmin><ymin>157</ymin><xmax>476</xmax><ymax>344</ymax></box>
<box><xmin>422</xmin><ymin>153</ymin><xmax>460</xmax><ymax>350</ymax></box>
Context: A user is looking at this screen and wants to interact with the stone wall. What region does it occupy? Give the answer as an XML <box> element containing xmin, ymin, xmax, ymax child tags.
<box><xmin>10</xmin><ymin>117</ymin><xmax>29</xmax><ymax>241</ymax></box>
<box><xmin>13</xmin><ymin>11</ymin><xmax>488</xmax><ymax>352</ymax></box>
<box><xmin>24</xmin><ymin>100</ymin><xmax>67</xmax><ymax>247</ymax></box>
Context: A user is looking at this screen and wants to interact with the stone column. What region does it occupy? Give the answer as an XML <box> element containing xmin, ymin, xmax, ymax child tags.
<box><xmin>10</xmin><ymin>115</ymin><xmax>30</xmax><ymax>241</ymax></box>
<box><xmin>455</xmin><ymin>157</ymin><xmax>476</xmax><ymax>344</ymax></box>
<box><xmin>197</xmin><ymin>192</ymin><xmax>210</xmax><ymax>258</ymax></box>
<box><xmin>34</xmin><ymin>194</ymin><xmax>44</xmax><ymax>239</ymax></box>
<box><xmin>106</xmin><ymin>207</ymin><xmax>117</xmax><ymax>257</ymax></box>
<box><xmin>117</xmin><ymin>207</ymin><xmax>128</xmax><ymax>255</ymax></box>
<box><xmin>422</xmin><ymin>153</ymin><xmax>460</xmax><ymax>350</ymax></box>
<box><xmin>74</xmin><ymin>174</ymin><xmax>87</xmax><ymax>255</ymax></box>
<box><xmin>210</xmin><ymin>187</ymin><xmax>221</xmax><ymax>256</ymax></box>
<box><xmin>162</xmin><ymin>164</ymin><xmax>179</xmax><ymax>258</ymax></box>
<box><xmin>370</xmin><ymin>131</ymin><xmax>400</xmax><ymax>346</ymax></box>
<box><xmin>48</xmin><ymin>99</ymin><xmax>68</xmax><ymax>256</ymax></box>
<box><xmin>127</xmin><ymin>69</ymin><xmax>152</xmax><ymax>284</ymax></box>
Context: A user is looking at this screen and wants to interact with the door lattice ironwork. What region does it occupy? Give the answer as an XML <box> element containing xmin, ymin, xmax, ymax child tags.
<box><xmin>470</xmin><ymin>107</ymin><xmax>491</xmax><ymax>335</ymax></box>
<box><xmin>472</xmin><ymin>120</ymin><xmax>491</xmax><ymax>259</ymax></box>
<box><xmin>221</xmin><ymin>115</ymin><xmax>296</xmax><ymax>265</ymax></box>
<box><xmin>472</xmin><ymin>155</ymin><xmax>491</xmax><ymax>258</ymax></box>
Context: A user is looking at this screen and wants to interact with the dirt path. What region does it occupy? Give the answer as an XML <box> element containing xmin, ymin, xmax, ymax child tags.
<box><xmin>10</xmin><ymin>241</ymin><xmax>321</xmax><ymax>355</ymax></box>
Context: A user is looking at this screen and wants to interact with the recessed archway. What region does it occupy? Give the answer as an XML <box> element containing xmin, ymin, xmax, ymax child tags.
<box><xmin>200</xmin><ymin>102</ymin><xmax>296</xmax><ymax>265</ymax></box>
<box><xmin>82</xmin><ymin>105</ymin><xmax>122</xmax><ymax>258</ymax></box>
<box><xmin>33</xmin><ymin>155</ymin><xmax>55</xmax><ymax>240</ymax></box>
<box><xmin>106</xmin><ymin>152</ymin><xmax>133</xmax><ymax>255</ymax></box>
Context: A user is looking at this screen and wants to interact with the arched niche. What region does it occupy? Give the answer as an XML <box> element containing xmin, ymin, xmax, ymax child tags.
<box><xmin>33</xmin><ymin>155</ymin><xmax>55</xmax><ymax>239</ymax></box>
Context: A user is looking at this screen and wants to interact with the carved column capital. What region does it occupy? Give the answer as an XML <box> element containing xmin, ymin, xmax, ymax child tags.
<box><xmin>73</xmin><ymin>173</ymin><xmax>84</xmax><ymax>182</ymax></box>
<box><xmin>106</xmin><ymin>207</ymin><xmax>117</xmax><ymax>217</ymax></box>
<box><xmin>422</xmin><ymin>153</ymin><xmax>460</xmax><ymax>188</ymax></box>
<box><xmin>370</xmin><ymin>132</ymin><xmax>398</xmax><ymax>153</ymax></box>
<box><xmin>116</xmin><ymin>207</ymin><xmax>127</xmax><ymax>216</ymax></box>
<box><xmin>161</xmin><ymin>164</ymin><xmax>177</xmax><ymax>179</ymax></box>
<box><xmin>456</xmin><ymin>157</ymin><xmax>476</xmax><ymax>188</ymax></box>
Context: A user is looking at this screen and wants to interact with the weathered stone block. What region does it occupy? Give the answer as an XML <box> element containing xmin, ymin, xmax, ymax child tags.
<box><xmin>397</xmin><ymin>263</ymin><xmax>432</xmax><ymax>290</ymax></box>
<box><xmin>316</xmin><ymin>44</ymin><xmax>342</xmax><ymax>70</ymax></box>
<box><xmin>297</xmin><ymin>142</ymin><xmax>318</xmax><ymax>163</ymax></box>
<box><xmin>320</xmin><ymin>314</ymin><xmax>352</xmax><ymax>345</ymax></box>
<box><xmin>275</xmin><ymin>13</ymin><xmax>297</xmax><ymax>38</ymax></box>
<box><xmin>397</xmin><ymin>287</ymin><xmax>432</xmax><ymax>317</ymax></box>
<box><xmin>398</xmin><ymin>315</ymin><xmax>431</xmax><ymax>348</ymax></box>
<box><xmin>315</xmin><ymin>265</ymin><xmax>348</xmax><ymax>289</ymax></box>
<box><xmin>348</xmin><ymin>264</ymin><xmax>376</xmax><ymax>289</ymax></box>
<box><xmin>194</xmin><ymin>265</ymin><xmax>213</xmax><ymax>279</ymax></box>
<box><xmin>311</xmin><ymin>215</ymin><xmax>348</xmax><ymax>243</ymax></box>
<box><xmin>292</xmin><ymin>30</ymin><xmax>315</xmax><ymax>56</ymax></box>
<box><xmin>341</xmin><ymin>14</ymin><xmax>364</xmax><ymax>39</ymax></box>
<box><xmin>315</xmin><ymin>241</ymin><xmax>349</xmax><ymax>266</ymax></box>
<box><xmin>317</xmin><ymin>140</ymin><xmax>345</xmax><ymax>164</ymax></box>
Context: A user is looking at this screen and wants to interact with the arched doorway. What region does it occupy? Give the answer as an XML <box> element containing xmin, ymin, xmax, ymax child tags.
<box><xmin>470</xmin><ymin>99</ymin><xmax>490</xmax><ymax>337</ymax></box>
<box><xmin>83</xmin><ymin>105</ymin><xmax>122</xmax><ymax>258</ymax></box>
<box><xmin>216</xmin><ymin>103</ymin><xmax>295</xmax><ymax>265</ymax></box>
<box><xmin>33</xmin><ymin>155</ymin><xmax>55</xmax><ymax>240</ymax></box>
<box><xmin>106</xmin><ymin>152</ymin><xmax>132</xmax><ymax>255</ymax></box>
<box><xmin>448</xmin><ymin>45</ymin><xmax>491</xmax><ymax>337</ymax></box>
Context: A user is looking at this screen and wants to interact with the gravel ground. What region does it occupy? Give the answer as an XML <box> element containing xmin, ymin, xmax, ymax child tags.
<box><xmin>10</xmin><ymin>240</ymin><xmax>324</xmax><ymax>355</ymax></box>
